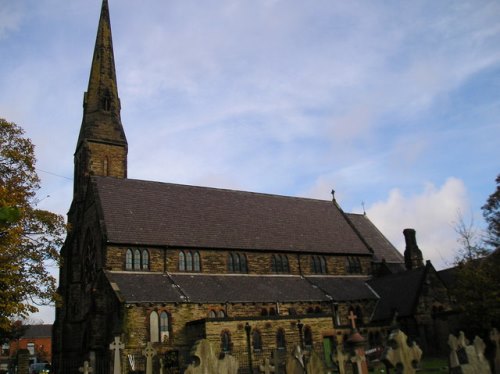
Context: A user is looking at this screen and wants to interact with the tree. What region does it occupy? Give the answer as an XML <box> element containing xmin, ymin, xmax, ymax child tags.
<box><xmin>482</xmin><ymin>174</ymin><xmax>500</xmax><ymax>251</ymax></box>
<box><xmin>0</xmin><ymin>118</ymin><xmax>65</xmax><ymax>338</ymax></box>
<box><xmin>450</xmin><ymin>177</ymin><xmax>500</xmax><ymax>336</ymax></box>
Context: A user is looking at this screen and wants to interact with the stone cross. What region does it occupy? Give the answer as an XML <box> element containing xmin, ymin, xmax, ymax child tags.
<box><xmin>109</xmin><ymin>336</ymin><xmax>124</xmax><ymax>374</ymax></box>
<box><xmin>491</xmin><ymin>328</ymin><xmax>500</xmax><ymax>374</ymax></box>
<box><xmin>334</xmin><ymin>345</ymin><xmax>349</xmax><ymax>374</ymax></box>
<box><xmin>143</xmin><ymin>342</ymin><xmax>157</xmax><ymax>374</ymax></box>
<box><xmin>382</xmin><ymin>329</ymin><xmax>422</xmax><ymax>374</ymax></box>
<box><xmin>79</xmin><ymin>360</ymin><xmax>93</xmax><ymax>374</ymax></box>
<box><xmin>260</xmin><ymin>358</ymin><xmax>276</xmax><ymax>374</ymax></box>
<box><xmin>348</xmin><ymin>310</ymin><xmax>358</xmax><ymax>329</ymax></box>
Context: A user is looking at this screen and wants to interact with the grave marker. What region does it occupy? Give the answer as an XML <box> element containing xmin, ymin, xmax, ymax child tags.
<box><xmin>109</xmin><ymin>336</ymin><xmax>124</xmax><ymax>374</ymax></box>
<box><xmin>79</xmin><ymin>360</ymin><xmax>93</xmax><ymax>374</ymax></box>
<box><xmin>491</xmin><ymin>329</ymin><xmax>500</xmax><ymax>374</ymax></box>
<box><xmin>382</xmin><ymin>329</ymin><xmax>422</xmax><ymax>374</ymax></box>
<box><xmin>260</xmin><ymin>358</ymin><xmax>275</xmax><ymax>374</ymax></box>
<box><xmin>142</xmin><ymin>342</ymin><xmax>157</xmax><ymax>374</ymax></box>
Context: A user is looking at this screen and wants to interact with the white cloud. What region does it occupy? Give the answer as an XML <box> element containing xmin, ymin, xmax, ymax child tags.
<box><xmin>0</xmin><ymin>4</ymin><xmax>22</xmax><ymax>40</ymax></box>
<box><xmin>366</xmin><ymin>177</ymin><xmax>470</xmax><ymax>269</ymax></box>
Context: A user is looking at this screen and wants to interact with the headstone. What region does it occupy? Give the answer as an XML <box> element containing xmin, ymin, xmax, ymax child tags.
<box><xmin>351</xmin><ymin>348</ymin><xmax>368</xmax><ymax>374</ymax></box>
<box><xmin>142</xmin><ymin>342</ymin><xmax>157</xmax><ymax>374</ymax></box>
<box><xmin>382</xmin><ymin>329</ymin><xmax>422</xmax><ymax>374</ymax></box>
<box><xmin>184</xmin><ymin>339</ymin><xmax>239</xmax><ymax>374</ymax></box>
<box><xmin>334</xmin><ymin>345</ymin><xmax>350</xmax><ymax>374</ymax></box>
<box><xmin>285</xmin><ymin>345</ymin><xmax>306</xmax><ymax>374</ymax></box>
<box><xmin>272</xmin><ymin>349</ymin><xmax>286</xmax><ymax>374</ymax></box>
<box><xmin>260</xmin><ymin>358</ymin><xmax>275</xmax><ymax>374</ymax></box>
<box><xmin>307</xmin><ymin>349</ymin><xmax>327</xmax><ymax>374</ymax></box>
<box><xmin>449</xmin><ymin>332</ymin><xmax>491</xmax><ymax>374</ymax></box>
<box><xmin>79</xmin><ymin>360</ymin><xmax>93</xmax><ymax>374</ymax></box>
<box><xmin>491</xmin><ymin>329</ymin><xmax>500</xmax><ymax>374</ymax></box>
<box><xmin>109</xmin><ymin>336</ymin><xmax>124</xmax><ymax>374</ymax></box>
<box><xmin>159</xmin><ymin>357</ymin><xmax>164</xmax><ymax>374</ymax></box>
<box><xmin>348</xmin><ymin>310</ymin><xmax>358</xmax><ymax>329</ymax></box>
<box><xmin>17</xmin><ymin>349</ymin><xmax>30</xmax><ymax>374</ymax></box>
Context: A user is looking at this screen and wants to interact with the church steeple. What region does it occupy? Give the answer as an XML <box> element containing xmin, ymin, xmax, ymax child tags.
<box><xmin>74</xmin><ymin>0</ymin><xmax>127</xmax><ymax>198</ymax></box>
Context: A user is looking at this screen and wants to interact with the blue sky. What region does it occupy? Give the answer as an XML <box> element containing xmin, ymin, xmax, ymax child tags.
<box><xmin>1</xmin><ymin>0</ymin><xmax>499</xmax><ymax>322</ymax></box>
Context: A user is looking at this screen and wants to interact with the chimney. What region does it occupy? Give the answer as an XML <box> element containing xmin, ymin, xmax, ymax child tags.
<box><xmin>403</xmin><ymin>228</ymin><xmax>424</xmax><ymax>270</ymax></box>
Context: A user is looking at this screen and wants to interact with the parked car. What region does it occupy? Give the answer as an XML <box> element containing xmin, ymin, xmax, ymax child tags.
<box><xmin>29</xmin><ymin>362</ymin><xmax>51</xmax><ymax>374</ymax></box>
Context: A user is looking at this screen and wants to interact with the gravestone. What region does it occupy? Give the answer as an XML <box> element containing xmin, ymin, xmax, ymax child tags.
<box><xmin>17</xmin><ymin>349</ymin><xmax>30</xmax><ymax>374</ymax></box>
<box><xmin>382</xmin><ymin>329</ymin><xmax>422</xmax><ymax>374</ymax></box>
<box><xmin>142</xmin><ymin>342</ymin><xmax>157</xmax><ymax>374</ymax></box>
<box><xmin>79</xmin><ymin>360</ymin><xmax>93</xmax><ymax>374</ymax></box>
<box><xmin>491</xmin><ymin>329</ymin><xmax>500</xmax><ymax>374</ymax></box>
<box><xmin>448</xmin><ymin>332</ymin><xmax>491</xmax><ymax>374</ymax></box>
<box><xmin>307</xmin><ymin>349</ymin><xmax>327</xmax><ymax>374</ymax></box>
<box><xmin>110</xmin><ymin>336</ymin><xmax>124</xmax><ymax>374</ymax></box>
<box><xmin>184</xmin><ymin>338</ymin><xmax>238</xmax><ymax>374</ymax></box>
<box><xmin>272</xmin><ymin>349</ymin><xmax>286</xmax><ymax>374</ymax></box>
<box><xmin>285</xmin><ymin>345</ymin><xmax>305</xmax><ymax>374</ymax></box>
<box><xmin>260</xmin><ymin>358</ymin><xmax>275</xmax><ymax>374</ymax></box>
<box><xmin>334</xmin><ymin>345</ymin><xmax>350</xmax><ymax>374</ymax></box>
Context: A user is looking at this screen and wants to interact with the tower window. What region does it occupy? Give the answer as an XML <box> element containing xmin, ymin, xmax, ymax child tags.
<box><xmin>252</xmin><ymin>329</ymin><xmax>263</xmax><ymax>351</ymax></box>
<box><xmin>276</xmin><ymin>328</ymin><xmax>286</xmax><ymax>350</ymax></box>
<box><xmin>221</xmin><ymin>330</ymin><xmax>232</xmax><ymax>353</ymax></box>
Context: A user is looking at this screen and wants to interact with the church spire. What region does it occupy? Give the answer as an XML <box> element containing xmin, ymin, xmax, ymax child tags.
<box><xmin>78</xmin><ymin>0</ymin><xmax>127</xmax><ymax>148</ymax></box>
<box><xmin>73</xmin><ymin>0</ymin><xmax>127</xmax><ymax>199</ymax></box>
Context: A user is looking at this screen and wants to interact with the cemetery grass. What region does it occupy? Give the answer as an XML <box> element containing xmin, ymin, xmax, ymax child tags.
<box><xmin>369</xmin><ymin>357</ymin><xmax>448</xmax><ymax>374</ymax></box>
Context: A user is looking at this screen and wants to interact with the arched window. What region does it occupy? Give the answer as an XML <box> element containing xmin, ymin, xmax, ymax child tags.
<box><xmin>221</xmin><ymin>330</ymin><xmax>232</xmax><ymax>353</ymax></box>
<box><xmin>261</xmin><ymin>308</ymin><xmax>268</xmax><ymax>316</ymax></box>
<box><xmin>269</xmin><ymin>307</ymin><xmax>276</xmax><ymax>316</ymax></box>
<box><xmin>315</xmin><ymin>306</ymin><xmax>322</xmax><ymax>314</ymax></box>
<box><xmin>142</xmin><ymin>249</ymin><xmax>149</xmax><ymax>270</ymax></box>
<box><xmin>282</xmin><ymin>255</ymin><xmax>289</xmax><ymax>273</ymax></box>
<box><xmin>311</xmin><ymin>256</ymin><xmax>318</xmax><ymax>273</ymax></box>
<box><xmin>304</xmin><ymin>326</ymin><xmax>313</xmax><ymax>347</ymax></box>
<box><xmin>217</xmin><ymin>310</ymin><xmax>225</xmax><ymax>318</ymax></box>
<box><xmin>186</xmin><ymin>252</ymin><xmax>193</xmax><ymax>271</ymax></box>
<box><xmin>208</xmin><ymin>310</ymin><xmax>216</xmax><ymax>318</ymax></box>
<box><xmin>271</xmin><ymin>255</ymin><xmax>277</xmax><ymax>272</ymax></box>
<box><xmin>240</xmin><ymin>254</ymin><xmax>247</xmax><ymax>273</ymax></box>
<box><xmin>126</xmin><ymin>249</ymin><xmax>133</xmax><ymax>270</ymax></box>
<box><xmin>346</xmin><ymin>256</ymin><xmax>362</xmax><ymax>274</ymax></box>
<box><xmin>160</xmin><ymin>312</ymin><xmax>169</xmax><ymax>342</ymax></box>
<box><xmin>179</xmin><ymin>251</ymin><xmax>185</xmax><ymax>271</ymax></box>
<box><xmin>149</xmin><ymin>311</ymin><xmax>159</xmax><ymax>343</ymax></box>
<box><xmin>276</xmin><ymin>328</ymin><xmax>286</xmax><ymax>350</ymax></box>
<box><xmin>320</xmin><ymin>256</ymin><xmax>327</xmax><ymax>273</ymax></box>
<box><xmin>228</xmin><ymin>253</ymin><xmax>234</xmax><ymax>272</ymax></box>
<box><xmin>134</xmin><ymin>249</ymin><xmax>141</xmax><ymax>270</ymax></box>
<box><xmin>355</xmin><ymin>305</ymin><xmax>363</xmax><ymax>325</ymax></box>
<box><xmin>252</xmin><ymin>329</ymin><xmax>262</xmax><ymax>351</ymax></box>
<box><xmin>193</xmin><ymin>251</ymin><xmax>201</xmax><ymax>271</ymax></box>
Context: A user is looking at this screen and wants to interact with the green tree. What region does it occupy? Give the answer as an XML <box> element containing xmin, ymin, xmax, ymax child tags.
<box><xmin>451</xmin><ymin>176</ymin><xmax>500</xmax><ymax>336</ymax></box>
<box><xmin>0</xmin><ymin>118</ymin><xmax>65</xmax><ymax>338</ymax></box>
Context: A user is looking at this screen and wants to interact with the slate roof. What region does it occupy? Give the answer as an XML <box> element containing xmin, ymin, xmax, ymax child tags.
<box><xmin>22</xmin><ymin>324</ymin><xmax>52</xmax><ymax>338</ymax></box>
<box><xmin>367</xmin><ymin>266</ymin><xmax>427</xmax><ymax>321</ymax></box>
<box><xmin>346</xmin><ymin>213</ymin><xmax>404</xmax><ymax>264</ymax></box>
<box><xmin>106</xmin><ymin>272</ymin><xmax>185</xmax><ymax>303</ymax></box>
<box><xmin>306</xmin><ymin>276</ymin><xmax>378</xmax><ymax>301</ymax></box>
<box><xmin>93</xmin><ymin>176</ymin><xmax>371</xmax><ymax>255</ymax></box>
<box><xmin>105</xmin><ymin>272</ymin><xmax>377</xmax><ymax>304</ymax></box>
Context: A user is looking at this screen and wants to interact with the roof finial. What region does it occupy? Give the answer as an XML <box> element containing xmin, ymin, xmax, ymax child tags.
<box><xmin>331</xmin><ymin>189</ymin><xmax>336</xmax><ymax>202</ymax></box>
<box><xmin>361</xmin><ymin>201</ymin><xmax>366</xmax><ymax>215</ymax></box>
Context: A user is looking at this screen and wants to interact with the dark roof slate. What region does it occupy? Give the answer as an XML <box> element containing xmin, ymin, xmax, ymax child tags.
<box><xmin>367</xmin><ymin>266</ymin><xmax>426</xmax><ymax>321</ymax></box>
<box><xmin>106</xmin><ymin>272</ymin><xmax>185</xmax><ymax>303</ymax></box>
<box><xmin>346</xmin><ymin>213</ymin><xmax>404</xmax><ymax>263</ymax></box>
<box><xmin>94</xmin><ymin>177</ymin><xmax>370</xmax><ymax>255</ymax></box>
<box><xmin>22</xmin><ymin>324</ymin><xmax>52</xmax><ymax>338</ymax></box>
<box><xmin>105</xmin><ymin>272</ymin><xmax>378</xmax><ymax>304</ymax></box>
<box><xmin>306</xmin><ymin>276</ymin><xmax>378</xmax><ymax>301</ymax></box>
<box><xmin>165</xmin><ymin>274</ymin><xmax>329</xmax><ymax>303</ymax></box>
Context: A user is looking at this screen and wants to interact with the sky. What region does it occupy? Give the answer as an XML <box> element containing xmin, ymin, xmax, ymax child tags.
<box><xmin>0</xmin><ymin>0</ymin><xmax>499</xmax><ymax>323</ymax></box>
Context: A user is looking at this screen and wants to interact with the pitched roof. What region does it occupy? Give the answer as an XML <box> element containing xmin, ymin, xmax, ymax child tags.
<box><xmin>94</xmin><ymin>177</ymin><xmax>371</xmax><ymax>255</ymax></box>
<box><xmin>306</xmin><ymin>276</ymin><xmax>378</xmax><ymax>301</ymax></box>
<box><xmin>367</xmin><ymin>266</ymin><xmax>427</xmax><ymax>321</ymax></box>
<box><xmin>105</xmin><ymin>271</ymin><xmax>376</xmax><ymax>304</ymax></box>
<box><xmin>106</xmin><ymin>272</ymin><xmax>185</xmax><ymax>303</ymax></box>
<box><xmin>346</xmin><ymin>213</ymin><xmax>404</xmax><ymax>263</ymax></box>
<box><xmin>22</xmin><ymin>324</ymin><xmax>52</xmax><ymax>338</ymax></box>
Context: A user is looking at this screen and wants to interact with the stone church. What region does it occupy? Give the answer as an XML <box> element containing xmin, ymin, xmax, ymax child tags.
<box><xmin>52</xmin><ymin>1</ymin><xmax>454</xmax><ymax>372</ymax></box>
